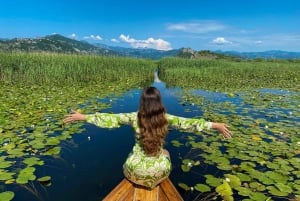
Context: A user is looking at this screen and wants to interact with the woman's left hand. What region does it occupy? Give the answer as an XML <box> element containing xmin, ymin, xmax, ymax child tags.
<box><xmin>212</xmin><ymin>122</ymin><xmax>232</xmax><ymax>139</ymax></box>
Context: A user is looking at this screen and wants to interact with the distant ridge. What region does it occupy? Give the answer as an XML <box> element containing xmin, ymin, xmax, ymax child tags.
<box><xmin>0</xmin><ymin>34</ymin><xmax>118</xmax><ymax>55</ymax></box>
<box><xmin>215</xmin><ymin>50</ymin><xmax>300</xmax><ymax>59</ymax></box>
<box><xmin>0</xmin><ymin>34</ymin><xmax>300</xmax><ymax>59</ymax></box>
<box><xmin>94</xmin><ymin>43</ymin><xmax>181</xmax><ymax>60</ymax></box>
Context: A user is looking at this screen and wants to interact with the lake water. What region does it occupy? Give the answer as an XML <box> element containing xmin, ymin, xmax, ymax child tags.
<box><xmin>5</xmin><ymin>79</ymin><xmax>300</xmax><ymax>201</ymax></box>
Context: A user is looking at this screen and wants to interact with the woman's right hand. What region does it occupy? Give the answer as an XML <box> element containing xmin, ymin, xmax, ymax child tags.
<box><xmin>63</xmin><ymin>110</ymin><xmax>86</xmax><ymax>124</ymax></box>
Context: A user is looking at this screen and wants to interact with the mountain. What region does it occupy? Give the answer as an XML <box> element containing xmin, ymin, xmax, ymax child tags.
<box><xmin>215</xmin><ymin>50</ymin><xmax>300</xmax><ymax>59</ymax></box>
<box><xmin>0</xmin><ymin>34</ymin><xmax>118</xmax><ymax>55</ymax></box>
<box><xmin>0</xmin><ymin>34</ymin><xmax>178</xmax><ymax>59</ymax></box>
<box><xmin>0</xmin><ymin>34</ymin><xmax>299</xmax><ymax>59</ymax></box>
<box><xmin>94</xmin><ymin>43</ymin><xmax>180</xmax><ymax>60</ymax></box>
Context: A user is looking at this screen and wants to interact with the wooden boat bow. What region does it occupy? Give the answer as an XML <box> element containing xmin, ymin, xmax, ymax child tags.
<box><xmin>103</xmin><ymin>178</ymin><xmax>184</xmax><ymax>201</ymax></box>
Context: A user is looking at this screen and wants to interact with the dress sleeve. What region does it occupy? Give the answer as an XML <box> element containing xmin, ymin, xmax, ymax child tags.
<box><xmin>166</xmin><ymin>113</ymin><xmax>212</xmax><ymax>132</ymax></box>
<box><xmin>85</xmin><ymin>112</ymin><xmax>137</xmax><ymax>128</ymax></box>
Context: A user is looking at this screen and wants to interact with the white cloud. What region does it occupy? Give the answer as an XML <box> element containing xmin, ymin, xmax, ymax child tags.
<box><xmin>83</xmin><ymin>35</ymin><xmax>103</xmax><ymax>41</ymax></box>
<box><xmin>69</xmin><ymin>33</ymin><xmax>77</xmax><ymax>38</ymax></box>
<box><xmin>254</xmin><ymin>40</ymin><xmax>263</xmax><ymax>44</ymax></box>
<box><xmin>212</xmin><ymin>37</ymin><xmax>232</xmax><ymax>45</ymax></box>
<box><xmin>167</xmin><ymin>20</ymin><xmax>226</xmax><ymax>34</ymax></box>
<box><xmin>119</xmin><ymin>34</ymin><xmax>172</xmax><ymax>51</ymax></box>
<box><xmin>111</xmin><ymin>38</ymin><xmax>119</xmax><ymax>43</ymax></box>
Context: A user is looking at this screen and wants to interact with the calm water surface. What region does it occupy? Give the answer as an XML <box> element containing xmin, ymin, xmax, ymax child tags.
<box><xmin>8</xmin><ymin>81</ymin><xmax>205</xmax><ymax>201</ymax></box>
<box><xmin>7</xmin><ymin>80</ymin><xmax>299</xmax><ymax>201</ymax></box>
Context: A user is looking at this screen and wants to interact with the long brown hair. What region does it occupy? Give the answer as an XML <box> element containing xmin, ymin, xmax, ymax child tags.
<box><xmin>138</xmin><ymin>87</ymin><xmax>168</xmax><ymax>156</ymax></box>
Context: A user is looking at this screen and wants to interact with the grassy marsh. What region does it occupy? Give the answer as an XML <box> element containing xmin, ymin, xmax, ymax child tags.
<box><xmin>0</xmin><ymin>53</ymin><xmax>300</xmax><ymax>201</ymax></box>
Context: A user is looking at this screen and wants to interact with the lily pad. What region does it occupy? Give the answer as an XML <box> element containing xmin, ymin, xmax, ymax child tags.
<box><xmin>205</xmin><ymin>175</ymin><xmax>222</xmax><ymax>187</ymax></box>
<box><xmin>0</xmin><ymin>191</ymin><xmax>14</xmax><ymax>201</ymax></box>
<box><xmin>274</xmin><ymin>183</ymin><xmax>293</xmax><ymax>194</ymax></box>
<box><xmin>178</xmin><ymin>182</ymin><xmax>190</xmax><ymax>191</ymax></box>
<box><xmin>194</xmin><ymin>183</ymin><xmax>211</xmax><ymax>192</ymax></box>
<box><xmin>38</xmin><ymin>176</ymin><xmax>52</xmax><ymax>186</ymax></box>
<box><xmin>249</xmin><ymin>192</ymin><xmax>268</xmax><ymax>201</ymax></box>
<box><xmin>224</xmin><ymin>174</ymin><xmax>241</xmax><ymax>189</ymax></box>
<box><xmin>267</xmin><ymin>186</ymin><xmax>289</xmax><ymax>196</ymax></box>
<box><xmin>23</xmin><ymin>157</ymin><xmax>44</xmax><ymax>166</ymax></box>
<box><xmin>0</xmin><ymin>170</ymin><xmax>15</xmax><ymax>181</ymax></box>
<box><xmin>171</xmin><ymin>140</ymin><xmax>183</xmax><ymax>147</ymax></box>
<box><xmin>216</xmin><ymin>180</ymin><xmax>233</xmax><ymax>196</ymax></box>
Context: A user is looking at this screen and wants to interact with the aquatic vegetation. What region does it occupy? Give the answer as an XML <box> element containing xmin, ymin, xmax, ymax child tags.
<box><xmin>0</xmin><ymin>52</ymin><xmax>156</xmax><ymax>198</ymax></box>
<box><xmin>157</xmin><ymin>57</ymin><xmax>300</xmax><ymax>199</ymax></box>
<box><xmin>172</xmin><ymin>88</ymin><xmax>300</xmax><ymax>200</ymax></box>
<box><xmin>1</xmin><ymin>53</ymin><xmax>300</xmax><ymax>200</ymax></box>
<box><xmin>0</xmin><ymin>191</ymin><xmax>14</xmax><ymax>201</ymax></box>
<box><xmin>158</xmin><ymin>57</ymin><xmax>300</xmax><ymax>92</ymax></box>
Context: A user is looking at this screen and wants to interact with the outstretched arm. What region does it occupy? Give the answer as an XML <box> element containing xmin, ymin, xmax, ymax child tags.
<box><xmin>166</xmin><ymin>114</ymin><xmax>232</xmax><ymax>139</ymax></box>
<box><xmin>64</xmin><ymin>110</ymin><xmax>137</xmax><ymax>128</ymax></box>
<box><xmin>64</xmin><ymin>110</ymin><xmax>87</xmax><ymax>123</ymax></box>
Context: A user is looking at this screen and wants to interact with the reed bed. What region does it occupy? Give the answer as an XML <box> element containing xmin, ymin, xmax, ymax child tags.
<box><xmin>158</xmin><ymin>57</ymin><xmax>300</xmax><ymax>92</ymax></box>
<box><xmin>0</xmin><ymin>52</ymin><xmax>156</xmax><ymax>86</ymax></box>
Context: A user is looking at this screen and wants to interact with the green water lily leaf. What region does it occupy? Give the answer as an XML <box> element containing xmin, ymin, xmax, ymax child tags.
<box><xmin>171</xmin><ymin>140</ymin><xmax>183</xmax><ymax>147</ymax></box>
<box><xmin>46</xmin><ymin>137</ymin><xmax>60</xmax><ymax>146</ymax></box>
<box><xmin>216</xmin><ymin>181</ymin><xmax>233</xmax><ymax>196</ymax></box>
<box><xmin>181</xmin><ymin>164</ymin><xmax>191</xmax><ymax>172</ymax></box>
<box><xmin>0</xmin><ymin>160</ymin><xmax>14</xmax><ymax>169</ymax></box>
<box><xmin>38</xmin><ymin>176</ymin><xmax>52</xmax><ymax>186</ymax></box>
<box><xmin>293</xmin><ymin>183</ymin><xmax>300</xmax><ymax>191</ymax></box>
<box><xmin>0</xmin><ymin>170</ymin><xmax>15</xmax><ymax>181</ymax></box>
<box><xmin>222</xmin><ymin>195</ymin><xmax>234</xmax><ymax>201</ymax></box>
<box><xmin>236</xmin><ymin>173</ymin><xmax>251</xmax><ymax>182</ymax></box>
<box><xmin>23</xmin><ymin>157</ymin><xmax>44</xmax><ymax>166</ymax></box>
<box><xmin>16</xmin><ymin>177</ymin><xmax>29</xmax><ymax>184</ymax></box>
<box><xmin>16</xmin><ymin>166</ymin><xmax>36</xmax><ymax>184</ymax></box>
<box><xmin>182</xmin><ymin>158</ymin><xmax>194</xmax><ymax>164</ymax></box>
<box><xmin>194</xmin><ymin>183</ymin><xmax>211</xmax><ymax>192</ymax></box>
<box><xmin>2</xmin><ymin>143</ymin><xmax>16</xmax><ymax>151</ymax></box>
<box><xmin>239</xmin><ymin>162</ymin><xmax>256</xmax><ymax>172</ymax></box>
<box><xmin>265</xmin><ymin>171</ymin><xmax>288</xmax><ymax>184</ymax></box>
<box><xmin>190</xmin><ymin>141</ymin><xmax>208</xmax><ymax>149</ymax></box>
<box><xmin>267</xmin><ymin>186</ymin><xmax>289</xmax><ymax>196</ymax></box>
<box><xmin>205</xmin><ymin>175</ymin><xmax>222</xmax><ymax>187</ymax></box>
<box><xmin>249</xmin><ymin>192</ymin><xmax>268</xmax><ymax>201</ymax></box>
<box><xmin>181</xmin><ymin>158</ymin><xmax>200</xmax><ymax>172</ymax></box>
<box><xmin>21</xmin><ymin>166</ymin><xmax>36</xmax><ymax>173</ymax></box>
<box><xmin>7</xmin><ymin>148</ymin><xmax>24</xmax><ymax>157</ymax></box>
<box><xmin>235</xmin><ymin>187</ymin><xmax>252</xmax><ymax>196</ymax></box>
<box><xmin>37</xmin><ymin>176</ymin><xmax>51</xmax><ymax>182</ymax></box>
<box><xmin>29</xmin><ymin>140</ymin><xmax>46</xmax><ymax>149</ymax></box>
<box><xmin>275</xmin><ymin>183</ymin><xmax>293</xmax><ymax>193</ymax></box>
<box><xmin>0</xmin><ymin>191</ymin><xmax>15</xmax><ymax>201</ymax></box>
<box><xmin>178</xmin><ymin>182</ymin><xmax>190</xmax><ymax>191</ymax></box>
<box><xmin>227</xmin><ymin>92</ymin><xmax>235</xmax><ymax>98</ymax></box>
<box><xmin>5</xmin><ymin>179</ymin><xmax>15</xmax><ymax>184</ymax></box>
<box><xmin>224</xmin><ymin>174</ymin><xmax>241</xmax><ymax>189</ymax></box>
<box><xmin>43</xmin><ymin>146</ymin><xmax>61</xmax><ymax>156</ymax></box>
<box><xmin>221</xmin><ymin>164</ymin><xmax>234</xmax><ymax>171</ymax></box>
<box><xmin>249</xmin><ymin>182</ymin><xmax>266</xmax><ymax>191</ymax></box>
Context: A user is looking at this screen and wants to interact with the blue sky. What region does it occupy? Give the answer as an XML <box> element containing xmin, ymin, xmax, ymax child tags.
<box><xmin>1</xmin><ymin>0</ymin><xmax>299</xmax><ymax>52</ymax></box>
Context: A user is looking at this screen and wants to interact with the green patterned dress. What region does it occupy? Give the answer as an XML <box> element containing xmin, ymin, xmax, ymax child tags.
<box><xmin>86</xmin><ymin>112</ymin><xmax>212</xmax><ymax>189</ymax></box>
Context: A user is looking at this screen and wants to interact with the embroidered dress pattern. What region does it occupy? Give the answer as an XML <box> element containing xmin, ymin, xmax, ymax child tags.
<box><xmin>86</xmin><ymin>112</ymin><xmax>211</xmax><ymax>188</ymax></box>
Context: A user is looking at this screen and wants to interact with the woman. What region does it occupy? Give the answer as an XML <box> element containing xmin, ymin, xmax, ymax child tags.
<box><xmin>63</xmin><ymin>86</ymin><xmax>231</xmax><ymax>189</ymax></box>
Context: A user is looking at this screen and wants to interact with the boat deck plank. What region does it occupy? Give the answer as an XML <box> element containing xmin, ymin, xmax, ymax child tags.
<box><xmin>102</xmin><ymin>178</ymin><xmax>183</xmax><ymax>201</ymax></box>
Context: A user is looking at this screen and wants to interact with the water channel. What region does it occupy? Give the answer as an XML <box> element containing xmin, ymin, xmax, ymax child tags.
<box><xmin>6</xmin><ymin>73</ymin><xmax>300</xmax><ymax>201</ymax></box>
